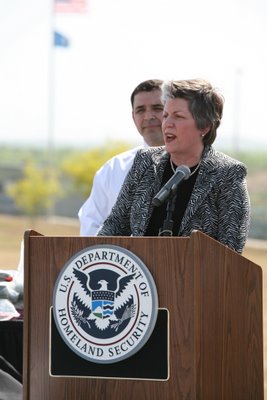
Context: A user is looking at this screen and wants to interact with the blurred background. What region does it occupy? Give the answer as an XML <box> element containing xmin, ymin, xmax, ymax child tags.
<box><xmin>0</xmin><ymin>0</ymin><xmax>266</xmax><ymax>394</ymax></box>
<box><xmin>0</xmin><ymin>0</ymin><xmax>266</xmax><ymax>232</ymax></box>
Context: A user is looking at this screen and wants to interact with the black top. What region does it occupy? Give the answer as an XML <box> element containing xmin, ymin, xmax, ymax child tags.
<box><xmin>145</xmin><ymin>161</ymin><xmax>199</xmax><ymax>236</ymax></box>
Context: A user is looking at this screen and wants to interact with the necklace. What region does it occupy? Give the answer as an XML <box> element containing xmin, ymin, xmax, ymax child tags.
<box><xmin>170</xmin><ymin>159</ymin><xmax>201</xmax><ymax>177</ymax></box>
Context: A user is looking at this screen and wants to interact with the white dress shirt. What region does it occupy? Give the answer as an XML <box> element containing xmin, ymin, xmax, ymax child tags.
<box><xmin>78</xmin><ymin>145</ymin><xmax>145</xmax><ymax>235</ymax></box>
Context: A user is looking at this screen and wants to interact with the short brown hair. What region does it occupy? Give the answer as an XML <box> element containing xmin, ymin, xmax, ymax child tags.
<box><xmin>162</xmin><ymin>79</ymin><xmax>224</xmax><ymax>145</ymax></box>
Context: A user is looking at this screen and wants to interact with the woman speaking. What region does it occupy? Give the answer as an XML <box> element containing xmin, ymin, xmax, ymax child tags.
<box><xmin>97</xmin><ymin>79</ymin><xmax>250</xmax><ymax>254</ymax></box>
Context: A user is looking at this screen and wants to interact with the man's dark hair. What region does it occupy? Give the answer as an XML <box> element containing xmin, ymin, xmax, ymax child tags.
<box><xmin>130</xmin><ymin>79</ymin><xmax>163</xmax><ymax>107</ymax></box>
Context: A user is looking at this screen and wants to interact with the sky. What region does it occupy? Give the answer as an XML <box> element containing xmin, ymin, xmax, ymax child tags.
<box><xmin>0</xmin><ymin>0</ymin><xmax>267</xmax><ymax>151</ymax></box>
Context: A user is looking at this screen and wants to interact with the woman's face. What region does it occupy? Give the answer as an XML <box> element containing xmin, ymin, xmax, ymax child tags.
<box><xmin>162</xmin><ymin>97</ymin><xmax>204</xmax><ymax>160</ymax></box>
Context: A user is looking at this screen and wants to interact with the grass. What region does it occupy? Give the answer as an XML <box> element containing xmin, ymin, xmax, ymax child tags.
<box><xmin>0</xmin><ymin>214</ymin><xmax>80</xmax><ymax>268</ymax></box>
<box><xmin>0</xmin><ymin>213</ymin><xmax>266</xmax><ymax>395</ymax></box>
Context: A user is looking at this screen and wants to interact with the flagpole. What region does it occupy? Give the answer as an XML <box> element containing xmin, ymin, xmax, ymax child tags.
<box><xmin>47</xmin><ymin>0</ymin><xmax>87</xmax><ymax>217</ymax></box>
<box><xmin>47</xmin><ymin>0</ymin><xmax>56</xmax><ymax>217</ymax></box>
<box><xmin>48</xmin><ymin>1</ymin><xmax>73</xmax><ymax>167</ymax></box>
<box><xmin>232</xmin><ymin>68</ymin><xmax>243</xmax><ymax>156</ymax></box>
<box><xmin>48</xmin><ymin>0</ymin><xmax>56</xmax><ymax>159</ymax></box>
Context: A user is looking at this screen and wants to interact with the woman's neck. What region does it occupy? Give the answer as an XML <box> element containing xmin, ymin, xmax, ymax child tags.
<box><xmin>170</xmin><ymin>146</ymin><xmax>204</xmax><ymax>167</ymax></box>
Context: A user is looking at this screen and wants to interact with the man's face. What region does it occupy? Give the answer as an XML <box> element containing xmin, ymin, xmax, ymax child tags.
<box><xmin>132</xmin><ymin>89</ymin><xmax>164</xmax><ymax>146</ymax></box>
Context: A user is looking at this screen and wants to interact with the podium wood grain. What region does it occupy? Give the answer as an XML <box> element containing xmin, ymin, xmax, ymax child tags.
<box><xmin>23</xmin><ymin>231</ymin><xmax>263</xmax><ymax>400</ymax></box>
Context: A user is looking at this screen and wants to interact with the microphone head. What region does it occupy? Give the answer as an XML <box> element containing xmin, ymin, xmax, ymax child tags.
<box><xmin>175</xmin><ymin>165</ymin><xmax>191</xmax><ymax>180</ymax></box>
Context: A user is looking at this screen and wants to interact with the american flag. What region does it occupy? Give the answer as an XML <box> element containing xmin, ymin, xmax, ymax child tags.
<box><xmin>54</xmin><ymin>0</ymin><xmax>87</xmax><ymax>13</ymax></box>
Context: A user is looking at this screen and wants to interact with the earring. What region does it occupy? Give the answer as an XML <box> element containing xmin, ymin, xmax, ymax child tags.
<box><xmin>201</xmin><ymin>133</ymin><xmax>205</xmax><ymax>137</ymax></box>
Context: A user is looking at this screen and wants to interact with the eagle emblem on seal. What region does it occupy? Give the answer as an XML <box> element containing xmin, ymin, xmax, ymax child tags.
<box><xmin>71</xmin><ymin>268</ymin><xmax>136</xmax><ymax>333</ymax></box>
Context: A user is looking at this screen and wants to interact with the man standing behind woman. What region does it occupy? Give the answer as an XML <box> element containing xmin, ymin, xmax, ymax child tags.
<box><xmin>79</xmin><ymin>79</ymin><xmax>164</xmax><ymax>235</ymax></box>
<box><xmin>98</xmin><ymin>79</ymin><xmax>250</xmax><ymax>254</ymax></box>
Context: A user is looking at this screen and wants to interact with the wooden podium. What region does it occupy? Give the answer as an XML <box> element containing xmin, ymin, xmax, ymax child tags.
<box><xmin>23</xmin><ymin>230</ymin><xmax>263</xmax><ymax>400</ymax></box>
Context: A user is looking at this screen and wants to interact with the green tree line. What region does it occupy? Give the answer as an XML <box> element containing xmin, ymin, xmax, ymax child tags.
<box><xmin>1</xmin><ymin>145</ymin><xmax>267</xmax><ymax>239</ymax></box>
<box><xmin>2</xmin><ymin>142</ymin><xmax>131</xmax><ymax>218</ymax></box>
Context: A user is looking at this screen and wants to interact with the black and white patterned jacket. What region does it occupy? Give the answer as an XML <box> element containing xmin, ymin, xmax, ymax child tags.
<box><xmin>98</xmin><ymin>146</ymin><xmax>250</xmax><ymax>253</ymax></box>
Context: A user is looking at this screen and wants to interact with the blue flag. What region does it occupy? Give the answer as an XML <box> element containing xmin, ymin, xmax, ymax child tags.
<box><xmin>54</xmin><ymin>31</ymin><xmax>70</xmax><ymax>47</ymax></box>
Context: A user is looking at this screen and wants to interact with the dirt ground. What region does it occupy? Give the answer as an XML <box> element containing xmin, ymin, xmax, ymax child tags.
<box><xmin>0</xmin><ymin>214</ymin><xmax>266</xmax><ymax>395</ymax></box>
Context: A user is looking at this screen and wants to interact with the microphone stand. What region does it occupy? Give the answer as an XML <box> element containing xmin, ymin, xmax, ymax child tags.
<box><xmin>158</xmin><ymin>192</ymin><xmax>177</xmax><ymax>237</ymax></box>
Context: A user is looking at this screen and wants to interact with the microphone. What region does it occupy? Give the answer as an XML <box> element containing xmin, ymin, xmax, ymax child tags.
<box><xmin>152</xmin><ymin>165</ymin><xmax>191</xmax><ymax>207</ymax></box>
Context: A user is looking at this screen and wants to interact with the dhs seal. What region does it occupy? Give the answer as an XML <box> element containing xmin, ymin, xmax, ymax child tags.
<box><xmin>53</xmin><ymin>245</ymin><xmax>158</xmax><ymax>364</ymax></box>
